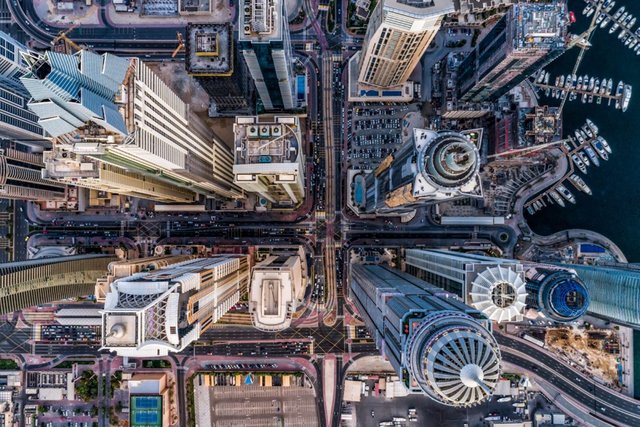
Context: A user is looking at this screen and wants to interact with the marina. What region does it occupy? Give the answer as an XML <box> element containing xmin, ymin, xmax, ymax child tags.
<box><xmin>525</xmin><ymin>118</ymin><xmax>610</xmax><ymax>214</ymax></box>
<box><xmin>534</xmin><ymin>71</ymin><xmax>631</xmax><ymax>112</ymax></box>
<box><xmin>583</xmin><ymin>0</ymin><xmax>640</xmax><ymax>52</ymax></box>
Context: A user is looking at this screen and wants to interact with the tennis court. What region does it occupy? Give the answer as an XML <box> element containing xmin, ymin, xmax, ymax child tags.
<box><xmin>131</xmin><ymin>395</ymin><xmax>163</xmax><ymax>427</ymax></box>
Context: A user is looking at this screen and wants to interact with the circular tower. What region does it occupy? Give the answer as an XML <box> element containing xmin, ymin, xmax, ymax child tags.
<box><xmin>534</xmin><ymin>270</ymin><xmax>590</xmax><ymax>322</ymax></box>
<box><xmin>405</xmin><ymin>311</ymin><xmax>501</xmax><ymax>407</ymax></box>
<box><xmin>470</xmin><ymin>265</ymin><xmax>528</xmax><ymax>323</ymax></box>
<box><xmin>417</xmin><ymin>131</ymin><xmax>480</xmax><ymax>190</ymax></box>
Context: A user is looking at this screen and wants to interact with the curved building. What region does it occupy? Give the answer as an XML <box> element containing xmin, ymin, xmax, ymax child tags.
<box><xmin>360</xmin><ymin>129</ymin><xmax>482</xmax><ymax>215</ymax></box>
<box><xmin>404</xmin><ymin>249</ymin><xmax>528</xmax><ymax>323</ymax></box>
<box><xmin>0</xmin><ymin>255</ymin><xmax>116</xmax><ymax>314</ymax></box>
<box><xmin>350</xmin><ymin>264</ymin><xmax>501</xmax><ymax>407</ymax></box>
<box><xmin>526</xmin><ymin>267</ymin><xmax>590</xmax><ymax>322</ymax></box>
<box><xmin>101</xmin><ymin>255</ymin><xmax>249</xmax><ymax>357</ymax></box>
<box><xmin>0</xmin><ymin>140</ymin><xmax>67</xmax><ymax>202</ymax></box>
<box><xmin>559</xmin><ymin>263</ymin><xmax>640</xmax><ymax>328</ymax></box>
<box><xmin>249</xmin><ymin>247</ymin><xmax>308</xmax><ymax>331</ymax></box>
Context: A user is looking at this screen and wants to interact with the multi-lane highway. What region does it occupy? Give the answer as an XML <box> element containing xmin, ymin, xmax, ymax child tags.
<box><xmin>497</xmin><ymin>333</ymin><xmax>640</xmax><ymax>426</ymax></box>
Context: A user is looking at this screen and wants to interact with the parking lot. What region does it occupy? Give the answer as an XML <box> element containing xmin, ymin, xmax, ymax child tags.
<box><xmin>347</xmin><ymin>104</ymin><xmax>420</xmax><ymax>170</ymax></box>
<box><xmin>141</xmin><ymin>0</ymin><xmax>178</xmax><ymax>16</ymax></box>
<box><xmin>40</xmin><ymin>325</ymin><xmax>99</xmax><ymax>343</ymax></box>
<box><xmin>194</xmin><ymin>374</ymin><xmax>319</xmax><ymax>427</ymax></box>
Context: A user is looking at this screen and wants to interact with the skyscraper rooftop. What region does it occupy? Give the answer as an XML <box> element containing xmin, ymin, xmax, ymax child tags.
<box><xmin>20</xmin><ymin>50</ymin><xmax>130</xmax><ymax>137</ymax></box>
<box><xmin>185</xmin><ymin>23</ymin><xmax>233</xmax><ymax>76</ymax></box>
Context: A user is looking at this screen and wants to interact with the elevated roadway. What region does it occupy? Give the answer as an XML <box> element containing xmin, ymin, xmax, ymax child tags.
<box><xmin>497</xmin><ymin>332</ymin><xmax>640</xmax><ymax>426</ymax></box>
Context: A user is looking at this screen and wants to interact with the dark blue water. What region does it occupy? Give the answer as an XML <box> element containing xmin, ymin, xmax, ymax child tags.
<box><xmin>526</xmin><ymin>0</ymin><xmax>640</xmax><ymax>262</ymax></box>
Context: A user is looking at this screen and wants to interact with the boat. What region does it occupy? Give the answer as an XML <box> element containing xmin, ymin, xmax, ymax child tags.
<box><xmin>569</xmin><ymin>174</ymin><xmax>592</xmax><ymax>195</ymax></box>
<box><xmin>607</xmin><ymin>78</ymin><xmax>613</xmax><ymax>94</ymax></box>
<box><xmin>636</xmin><ymin>47</ymin><xmax>640</xmax><ymax>55</ymax></box>
<box><xmin>606</xmin><ymin>0</ymin><xmax>616</xmax><ymax>13</ymax></box>
<box><xmin>572</xmin><ymin>74</ymin><xmax>577</xmax><ymax>87</ymax></box>
<box><xmin>579</xmin><ymin>128</ymin><xmax>589</xmax><ymax>141</ymax></box>
<box><xmin>566</xmin><ymin>74</ymin><xmax>573</xmax><ymax>88</ymax></box>
<box><xmin>563</xmin><ymin>141</ymin><xmax>573</xmax><ymax>151</ymax></box>
<box><xmin>610</xmin><ymin>22</ymin><xmax>620</xmax><ymax>34</ymax></box>
<box><xmin>598</xmin><ymin>136</ymin><xmax>612</xmax><ymax>153</ymax></box>
<box><xmin>623</xmin><ymin>14</ymin><xmax>633</xmax><ymax>28</ymax></box>
<box><xmin>556</xmin><ymin>184</ymin><xmax>577</xmax><ymax>204</ymax></box>
<box><xmin>577</xmin><ymin>76</ymin><xmax>584</xmax><ymax>90</ymax></box>
<box><xmin>586</xmin><ymin>118</ymin><xmax>598</xmax><ymax>135</ymax></box>
<box><xmin>601</xmin><ymin>16</ymin><xmax>611</xmax><ymax>29</ymax></box>
<box><xmin>578</xmin><ymin>151</ymin><xmax>591</xmax><ymax>167</ymax></box>
<box><xmin>592</xmin><ymin>139</ymin><xmax>609</xmax><ymax>160</ymax></box>
<box><xmin>613</xmin><ymin>6</ymin><xmax>625</xmax><ymax>20</ymax></box>
<box><xmin>537</xmin><ymin>71</ymin><xmax>546</xmax><ymax>84</ymax></box>
<box><xmin>621</xmin><ymin>33</ymin><xmax>630</xmax><ymax>43</ymax></box>
<box><xmin>549</xmin><ymin>190</ymin><xmax>566</xmax><ymax>207</ymax></box>
<box><xmin>593</xmin><ymin>78</ymin><xmax>600</xmax><ymax>93</ymax></box>
<box><xmin>572</xmin><ymin>153</ymin><xmax>587</xmax><ymax>174</ymax></box>
<box><xmin>596</xmin><ymin>96</ymin><xmax>602</xmax><ymax>104</ymax></box>
<box><xmin>559</xmin><ymin>75</ymin><xmax>565</xmax><ymax>87</ymax></box>
<box><xmin>620</xmin><ymin>12</ymin><xmax>629</xmax><ymax>25</ymax></box>
<box><xmin>527</xmin><ymin>206</ymin><xmax>536</xmax><ymax>215</ymax></box>
<box><xmin>554</xmin><ymin>76</ymin><xmax>560</xmax><ymax>87</ymax></box>
<box><xmin>625</xmin><ymin>35</ymin><xmax>633</xmax><ymax>46</ymax></box>
<box><xmin>544</xmin><ymin>73</ymin><xmax>550</xmax><ymax>85</ymax></box>
<box><xmin>629</xmin><ymin>17</ymin><xmax>636</xmax><ymax>27</ymax></box>
<box><xmin>588</xmin><ymin>77</ymin><xmax>595</xmax><ymax>91</ymax></box>
<box><xmin>583</xmin><ymin>3</ymin><xmax>593</xmax><ymax>15</ymax></box>
<box><xmin>585</xmin><ymin>146</ymin><xmax>600</xmax><ymax>166</ymax></box>
<box><xmin>596</xmin><ymin>12</ymin><xmax>606</xmax><ymax>25</ymax></box>
<box><xmin>615</xmin><ymin>81</ymin><xmax>624</xmax><ymax>108</ymax></box>
<box><xmin>622</xmin><ymin>84</ymin><xmax>632</xmax><ymax>112</ymax></box>
<box><xmin>574</xmin><ymin>129</ymin><xmax>585</xmax><ymax>144</ymax></box>
<box><xmin>635</xmin><ymin>27</ymin><xmax>640</xmax><ymax>36</ymax></box>
<box><xmin>582</xmin><ymin>124</ymin><xmax>593</xmax><ymax>139</ymax></box>
<box><xmin>629</xmin><ymin>39</ymin><xmax>638</xmax><ymax>49</ymax></box>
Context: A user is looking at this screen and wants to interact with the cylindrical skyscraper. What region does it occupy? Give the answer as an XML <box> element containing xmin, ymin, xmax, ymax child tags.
<box><xmin>350</xmin><ymin>264</ymin><xmax>501</xmax><ymax>407</ymax></box>
<box><xmin>525</xmin><ymin>266</ymin><xmax>590</xmax><ymax>322</ymax></box>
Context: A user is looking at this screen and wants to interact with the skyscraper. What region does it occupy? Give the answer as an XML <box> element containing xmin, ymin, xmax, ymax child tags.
<box><xmin>233</xmin><ymin>116</ymin><xmax>305</xmax><ymax>209</ymax></box>
<box><xmin>357</xmin><ymin>0</ymin><xmax>455</xmax><ymax>88</ymax></box>
<box><xmin>0</xmin><ymin>139</ymin><xmax>67</xmax><ymax>202</ymax></box>
<box><xmin>239</xmin><ymin>0</ymin><xmax>296</xmax><ymax>110</ymax></box>
<box><xmin>94</xmin><ymin>254</ymin><xmax>197</xmax><ymax>302</ymax></box>
<box><xmin>185</xmin><ymin>23</ymin><xmax>255</xmax><ymax>117</ymax></box>
<box><xmin>457</xmin><ymin>1</ymin><xmax>567</xmax><ymax>102</ymax></box>
<box><xmin>249</xmin><ymin>246</ymin><xmax>308</xmax><ymax>331</ymax></box>
<box><xmin>524</xmin><ymin>265</ymin><xmax>590</xmax><ymax>323</ymax></box>
<box><xmin>0</xmin><ymin>254</ymin><xmax>116</xmax><ymax>314</ymax></box>
<box><xmin>101</xmin><ymin>255</ymin><xmax>249</xmax><ymax>357</ymax></box>
<box><xmin>0</xmin><ymin>31</ymin><xmax>44</xmax><ymax>140</ymax></box>
<box><xmin>404</xmin><ymin>249</ymin><xmax>527</xmax><ymax>322</ymax></box>
<box><xmin>20</xmin><ymin>50</ymin><xmax>242</xmax><ymax>202</ymax></box>
<box><xmin>403</xmin><ymin>249</ymin><xmax>590</xmax><ymax>323</ymax></box>
<box><xmin>350</xmin><ymin>264</ymin><xmax>501</xmax><ymax>406</ymax></box>
<box><xmin>357</xmin><ymin>128</ymin><xmax>482</xmax><ymax>215</ymax></box>
<box><xmin>559</xmin><ymin>263</ymin><xmax>640</xmax><ymax>328</ymax></box>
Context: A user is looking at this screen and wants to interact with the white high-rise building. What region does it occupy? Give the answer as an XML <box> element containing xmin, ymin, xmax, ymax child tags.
<box><xmin>233</xmin><ymin>116</ymin><xmax>305</xmax><ymax>209</ymax></box>
<box><xmin>249</xmin><ymin>247</ymin><xmax>308</xmax><ymax>331</ymax></box>
<box><xmin>357</xmin><ymin>0</ymin><xmax>455</xmax><ymax>88</ymax></box>
<box><xmin>357</xmin><ymin>128</ymin><xmax>482</xmax><ymax>215</ymax></box>
<box><xmin>20</xmin><ymin>50</ymin><xmax>242</xmax><ymax>202</ymax></box>
<box><xmin>101</xmin><ymin>255</ymin><xmax>249</xmax><ymax>357</ymax></box>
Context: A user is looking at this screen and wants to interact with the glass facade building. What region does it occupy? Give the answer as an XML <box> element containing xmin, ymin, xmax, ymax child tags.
<box><xmin>350</xmin><ymin>264</ymin><xmax>501</xmax><ymax>407</ymax></box>
<box><xmin>564</xmin><ymin>263</ymin><xmax>640</xmax><ymax>327</ymax></box>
